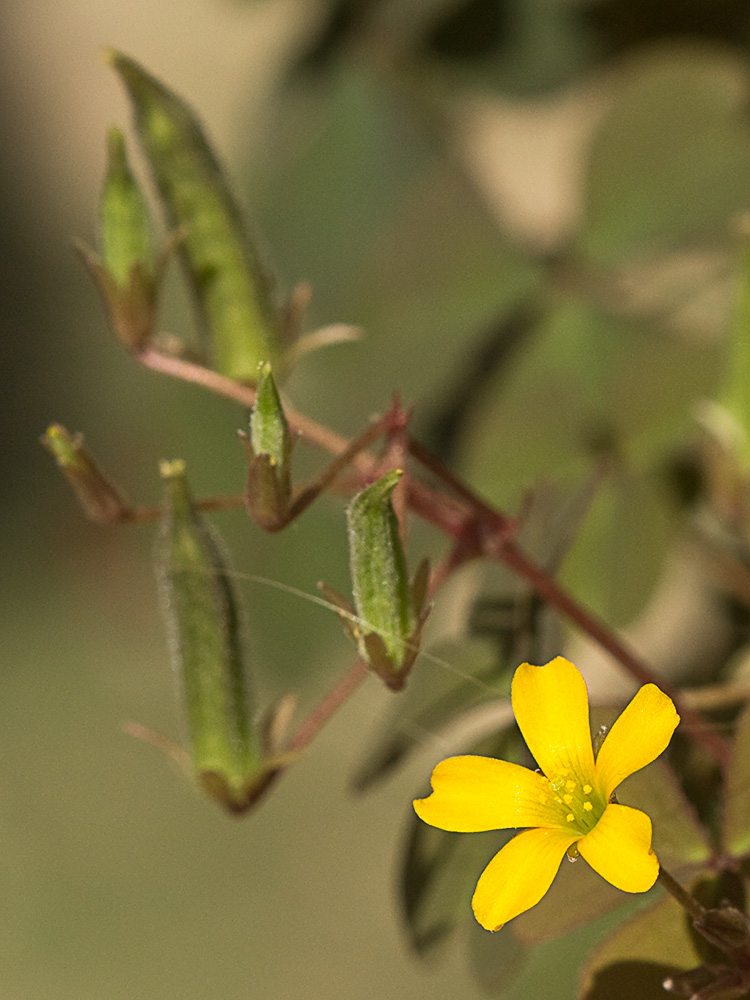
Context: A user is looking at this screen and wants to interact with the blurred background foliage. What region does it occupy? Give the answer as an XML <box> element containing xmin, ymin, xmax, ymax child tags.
<box><xmin>5</xmin><ymin>0</ymin><xmax>750</xmax><ymax>996</ymax></box>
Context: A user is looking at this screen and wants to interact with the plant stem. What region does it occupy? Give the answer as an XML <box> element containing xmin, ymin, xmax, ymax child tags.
<box><xmin>286</xmin><ymin>660</ymin><xmax>370</xmax><ymax>753</ymax></box>
<box><xmin>133</xmin><ymin>347</ymin><xmax>732</xmax><ymax>766</ymax></box>
<box><xmin>658</xmin><ymin>866</ymin><xmax>706</xmax><ymax>921</ymax></box>
<box><xmin>495</xmin><ymin>536</ymin><xmax>732</xmax><ymax>767</ymax></box>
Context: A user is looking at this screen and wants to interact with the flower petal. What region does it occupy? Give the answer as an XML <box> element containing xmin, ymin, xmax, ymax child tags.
<box><xmin>472</xmin><ymin>827</ymin><xmax>579</xmax><ymax>930</ymax></box>
<box><xmin>414</xmin><ymin>755</ymin><xmax>564</xmax><ymax>832</ymax></box>
<box><xmin>511</xmin><ymin>657</ymin><xmax>596</xmax><ymax>784</ymax></box>
<box><xmin>594</xmin><ymin>684</ymin><xmax>680</xmax><ymax>798</ymax></box>
<box><xmin>577</xmin><ymin>803</ymin><xmax>659</xmax><ymax>892</ymax></box>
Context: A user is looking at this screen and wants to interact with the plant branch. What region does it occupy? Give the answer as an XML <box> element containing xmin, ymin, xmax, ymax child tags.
<box><xmin>657</xmin><ymin>866</ymin><xmax>706</xmax><ymax>921</ymax></box>
<box><xmin>132</xmin><ymin>346</ymin><xmax>732</xmax><ymax>766</ymax></box>
<box><xmin>493</xmin><ymin>536</ymin><xmax>732</xmax><ymax>766</ymax></box>
<box><xmin>286</xmin><ymin>659</ymin><xmax>370</xmax><ymax>754</ymax></box>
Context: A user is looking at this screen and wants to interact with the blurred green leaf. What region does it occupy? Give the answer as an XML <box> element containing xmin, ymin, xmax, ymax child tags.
<box><xmin>719</xmin><ymin>234</ymin><xmax>750</xmax><ymax>461</ymax></box>
<box><xmin>617</xmin><ymin>758</ymin><xmax>713</xmax><ymax>868</ymax></box>
<box><xmin>583</xmin><ymin>960</ymin><xmax>688</xmax><ymax>1000</ymax></box>
<box><xmin>723</xmin><ymin>701</ymin><xmax>750</xmax><ymax>858</ymax></box>
<box><xmin>352</xmin><ymin>637</ymin><xmax>502</xmax><ymax>791</ymax></box>
<box><xmin>580</xmin><ymin>47</ymin><xmax>750</xmax><ymax>267</ymax></box>
<box><xmin>401</xmin><ymin>809</ymin><xmax>509</xmax><ymax>953</ymax></box>
<box><xmin>465</xmin><ymin>910</ymin><xmax>526</xmax><ymax>994</ymax></box>
<box><xmin>511</xmin><ymin>847</ymin><xmax>628</xmax><ymax>945</ymax></box>
<box><xmin>560</xmin><ymin>466</ymin><xmax>676</xmax><ymax>626</ymax></box>
<box><xmin>255</xmin><ymin>64</ymin><xmax>539</xmax><ymax>431</ymax></box>
<box><xmin>412</xmin><ymin>0</ymin><xmax>598</xmax><ymax>97</ymax></box>
<box><xmin>579</xmin><ymin>895</ymin><xmax>700</xmax><ymax>1000</ymax></box>
<box><xmin>401</xmin><ymin>728</ymin><xmax>525</xmax><ymax>954</ymax></box>
<box><xmin>461</xmin><ymin>293</ymin><xmax>716</xmax><ymax>503</ymax></box>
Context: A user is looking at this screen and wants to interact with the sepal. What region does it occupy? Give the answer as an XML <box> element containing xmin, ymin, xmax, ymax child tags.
<box><xmin>240</xmin><ymin>363</ymin><xmax>293</xmax><ymax>530</ymax></box>
<box><xmin>41</xmin><ymin>424</ymin><xmax>131</xmax><ymax>523</ymax></box>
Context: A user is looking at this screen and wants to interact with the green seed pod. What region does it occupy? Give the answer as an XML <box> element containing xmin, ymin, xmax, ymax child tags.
<box><xmin>75</xmin><ymin>126</ymin><xmax>160</xmax><ymax>350</ymax></box>
<box><xmin>345</xmin><ymin>470</ymin><xmax>430</xmax><ymax>689</ymax></box>
<box><xmin>243</xmin><ymin>363</ymin><xmax>292</xmax><ymax>531</ymax></box>
<box><xmin>101</xmin><ymin>126</ymin><xmax>157</xmax><ymax>288</ymax></box>
<box><xmin>41</xmin><ymin>424</ymin><xmax>131</xmax><ymax>523</ymax></box>
<box><xmin>155</xmin><ymin>460</ymin><xmax>263</xmax><ymax>810</ymax></box>
<box><xmin>106</xmin><ymin>50</ymin><xmax>282</xmax><ymax>382</ymax></box>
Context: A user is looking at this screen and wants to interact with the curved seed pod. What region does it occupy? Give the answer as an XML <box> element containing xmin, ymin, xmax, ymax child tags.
<box><xmin>106</xmin><ymin>50</ymin><xmax>282</xmax><ymax>381</ymax></box>
<box><xmin>155</xmin><ymin>460</ymin><xmax>263</xmax><ymax>810</ymax></box>
<box><xmin>345</xmin><ymin>470</ymin><xmax>430</xmax><ymax>688</ymax></box>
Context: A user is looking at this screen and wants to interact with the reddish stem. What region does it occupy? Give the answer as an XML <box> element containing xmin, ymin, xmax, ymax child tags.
<box><xmin>495</xmin><ymin>537</ymin><xmax>732</xmax><ymax>766</ymax></box>
<box><xmin>134</xmin><ymin>347</ymin><xmax>732</xmax><ymax>765</ymax></box>
<box><xmin>286</xmin><ymin>660</ymin><xmax>370</xmax><ymax>753</ymax></box>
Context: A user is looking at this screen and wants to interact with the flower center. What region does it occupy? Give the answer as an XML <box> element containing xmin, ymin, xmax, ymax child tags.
<box><xmin>546</xmin><ymin>773</ymin><xmax>604</xmax><ymax>833</ymax></box>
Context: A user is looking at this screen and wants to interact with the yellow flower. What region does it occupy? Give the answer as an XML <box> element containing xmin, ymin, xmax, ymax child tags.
<box><xmin>413</xmin><ymin>656</ymin><xmax>680</xmax><ymax>931</ymax></box>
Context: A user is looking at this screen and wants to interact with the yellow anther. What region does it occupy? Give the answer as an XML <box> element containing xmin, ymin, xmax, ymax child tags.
<box><xmin>566</xmin><ymin>813</ymin><xmax>575</xmax><ymax>822</ymax></box>
<box><xmin>583</xmin><ymin>784</ymin><xmax>592</xmax><ymax>794</ymax></box>
<box><xmin>563</xmin><ymin>794</ymin><xmax>573</xmax><ymax>805</ymax></box>
<box><xmin>565</xmin><ymin>780</ymin><xmax>576</xmax><ymax>791</ymax></box>
<box><xmin>583</xmin><ymin>801</ymin><xmax>593</xmax><ymax>812</ymax></box>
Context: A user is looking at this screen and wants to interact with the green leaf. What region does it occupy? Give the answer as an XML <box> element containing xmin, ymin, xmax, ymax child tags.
<box><xmin>580</xmin><ymin>48</ymin><xmax>750</xmax><ymax>267</ymax></box>
<box><xmin>719</xmin><ymin>235</ymin><xmax>750</xmax><ymax>462</ymax></box>
<box><xmin>465</xmin><ymin>910</ymin><xmax>526</xmax><ymax>995</ymax></box>
<box><xmin>723</xmin><ymin>700</ymin><xmax>750</xmax><ymax>858</ymax></box>
<box><xmin>402</xmin><ymin>729</ymin><xmax>525</xmax><ymax>952</ymax></box>
<box><xmin>155</xmin><ymin>460</ymin><xmax>263</xmax><ymax>811</ymax></box>
<box><xmin>617</xmin><ymin>758</ymin><xmax>713</xmax><ymax>869</ymax></box>
<box><xmin>583</xmin><ymin>960</ymin><xmax>690</xmax><ymax>1000</ymax></box>
<box><xmin>255</xmin><ymin>65</ymin><xmax>539</xmax><ymax>433</ymax></box>
<box><xmin>579</xmin><ymin>895</ymin><xmax>701</xmax><ymax>1000</ymax></box>
<box><xmin>462</xmin><ymin>293</ymin><xmax>718</xmax><ymax>507</ymax></box>
<box><xmin>401</xmin><ymin>810</ymin><xmax>507</xmax><ymax>953</ymax></box>
<box><xmin>351</xmin><ymin>637</ymin><xmax>503</xmax><ymax>791</ymax></box>
<box><xmin>511</xmin><ymin>848</ymin><xmax>630</xmax><ymax>945</ymax></box>
<box><xmin>106</xmin><ymin>50</ymin><xmax>282</xmax><ymax>381</ymax></box>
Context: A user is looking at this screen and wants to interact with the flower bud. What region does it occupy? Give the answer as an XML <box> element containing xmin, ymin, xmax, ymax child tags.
<box><xmin>242</xmin><ymin>363</ymin><xmax>292</xmax><ymax>531</ymax></box>
<box><xmin>41</xmin><ymin>424</ymin><xmax>131</xmax><ymax>523</ymax></box>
